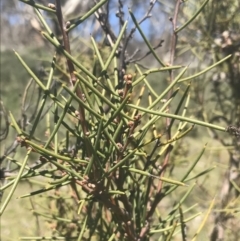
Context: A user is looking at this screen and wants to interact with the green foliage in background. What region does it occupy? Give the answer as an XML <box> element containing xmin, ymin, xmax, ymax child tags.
<box><xmin>1</xmin><ymin>0</ymin><xmax>240</xmax><ymax>241</ymax></box>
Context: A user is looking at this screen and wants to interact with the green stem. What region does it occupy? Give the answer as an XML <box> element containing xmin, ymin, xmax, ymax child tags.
<box><xmin>128</xmin><ymin>104</ymin><xmax>226</xmax><ymax>132</ymax></box>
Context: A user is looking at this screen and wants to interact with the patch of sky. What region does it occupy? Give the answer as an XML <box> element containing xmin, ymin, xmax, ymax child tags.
<box><xmin>71</xmin><ymin>1</ymin><xmax>168</xmax><ymax>43</ymax></box>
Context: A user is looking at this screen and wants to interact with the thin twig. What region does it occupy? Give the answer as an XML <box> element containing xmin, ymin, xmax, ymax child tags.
<box><xmin>158</xmin><ymin>0</ymin><xmax>182</xmax><ymax>192</ymax></box>
<box><xmin>55</xmin><ymin>0</ymin><xmax>88</xmax><ymax>136</ymax></box>
<box><xmin>119</xmin><ymin>0</ymin><xmax>158</xmax><ymax>86</ymax></box>
<box><xmin>126</xmin><ymin>40</ymin><xmax>164</xmax><ymax>64</ymax></box>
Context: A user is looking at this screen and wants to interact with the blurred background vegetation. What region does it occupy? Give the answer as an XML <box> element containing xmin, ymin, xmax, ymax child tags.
<box><xmin>1</xmin><ymin>0</ymin><xmax>240</xmax><ymax>240</ymax></box>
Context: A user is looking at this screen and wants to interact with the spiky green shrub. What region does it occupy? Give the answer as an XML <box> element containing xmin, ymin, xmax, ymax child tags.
<box><xmin>1</xmin><ymin>1</ymin><xmax>238</xmax><ymax>240</ymax></box>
